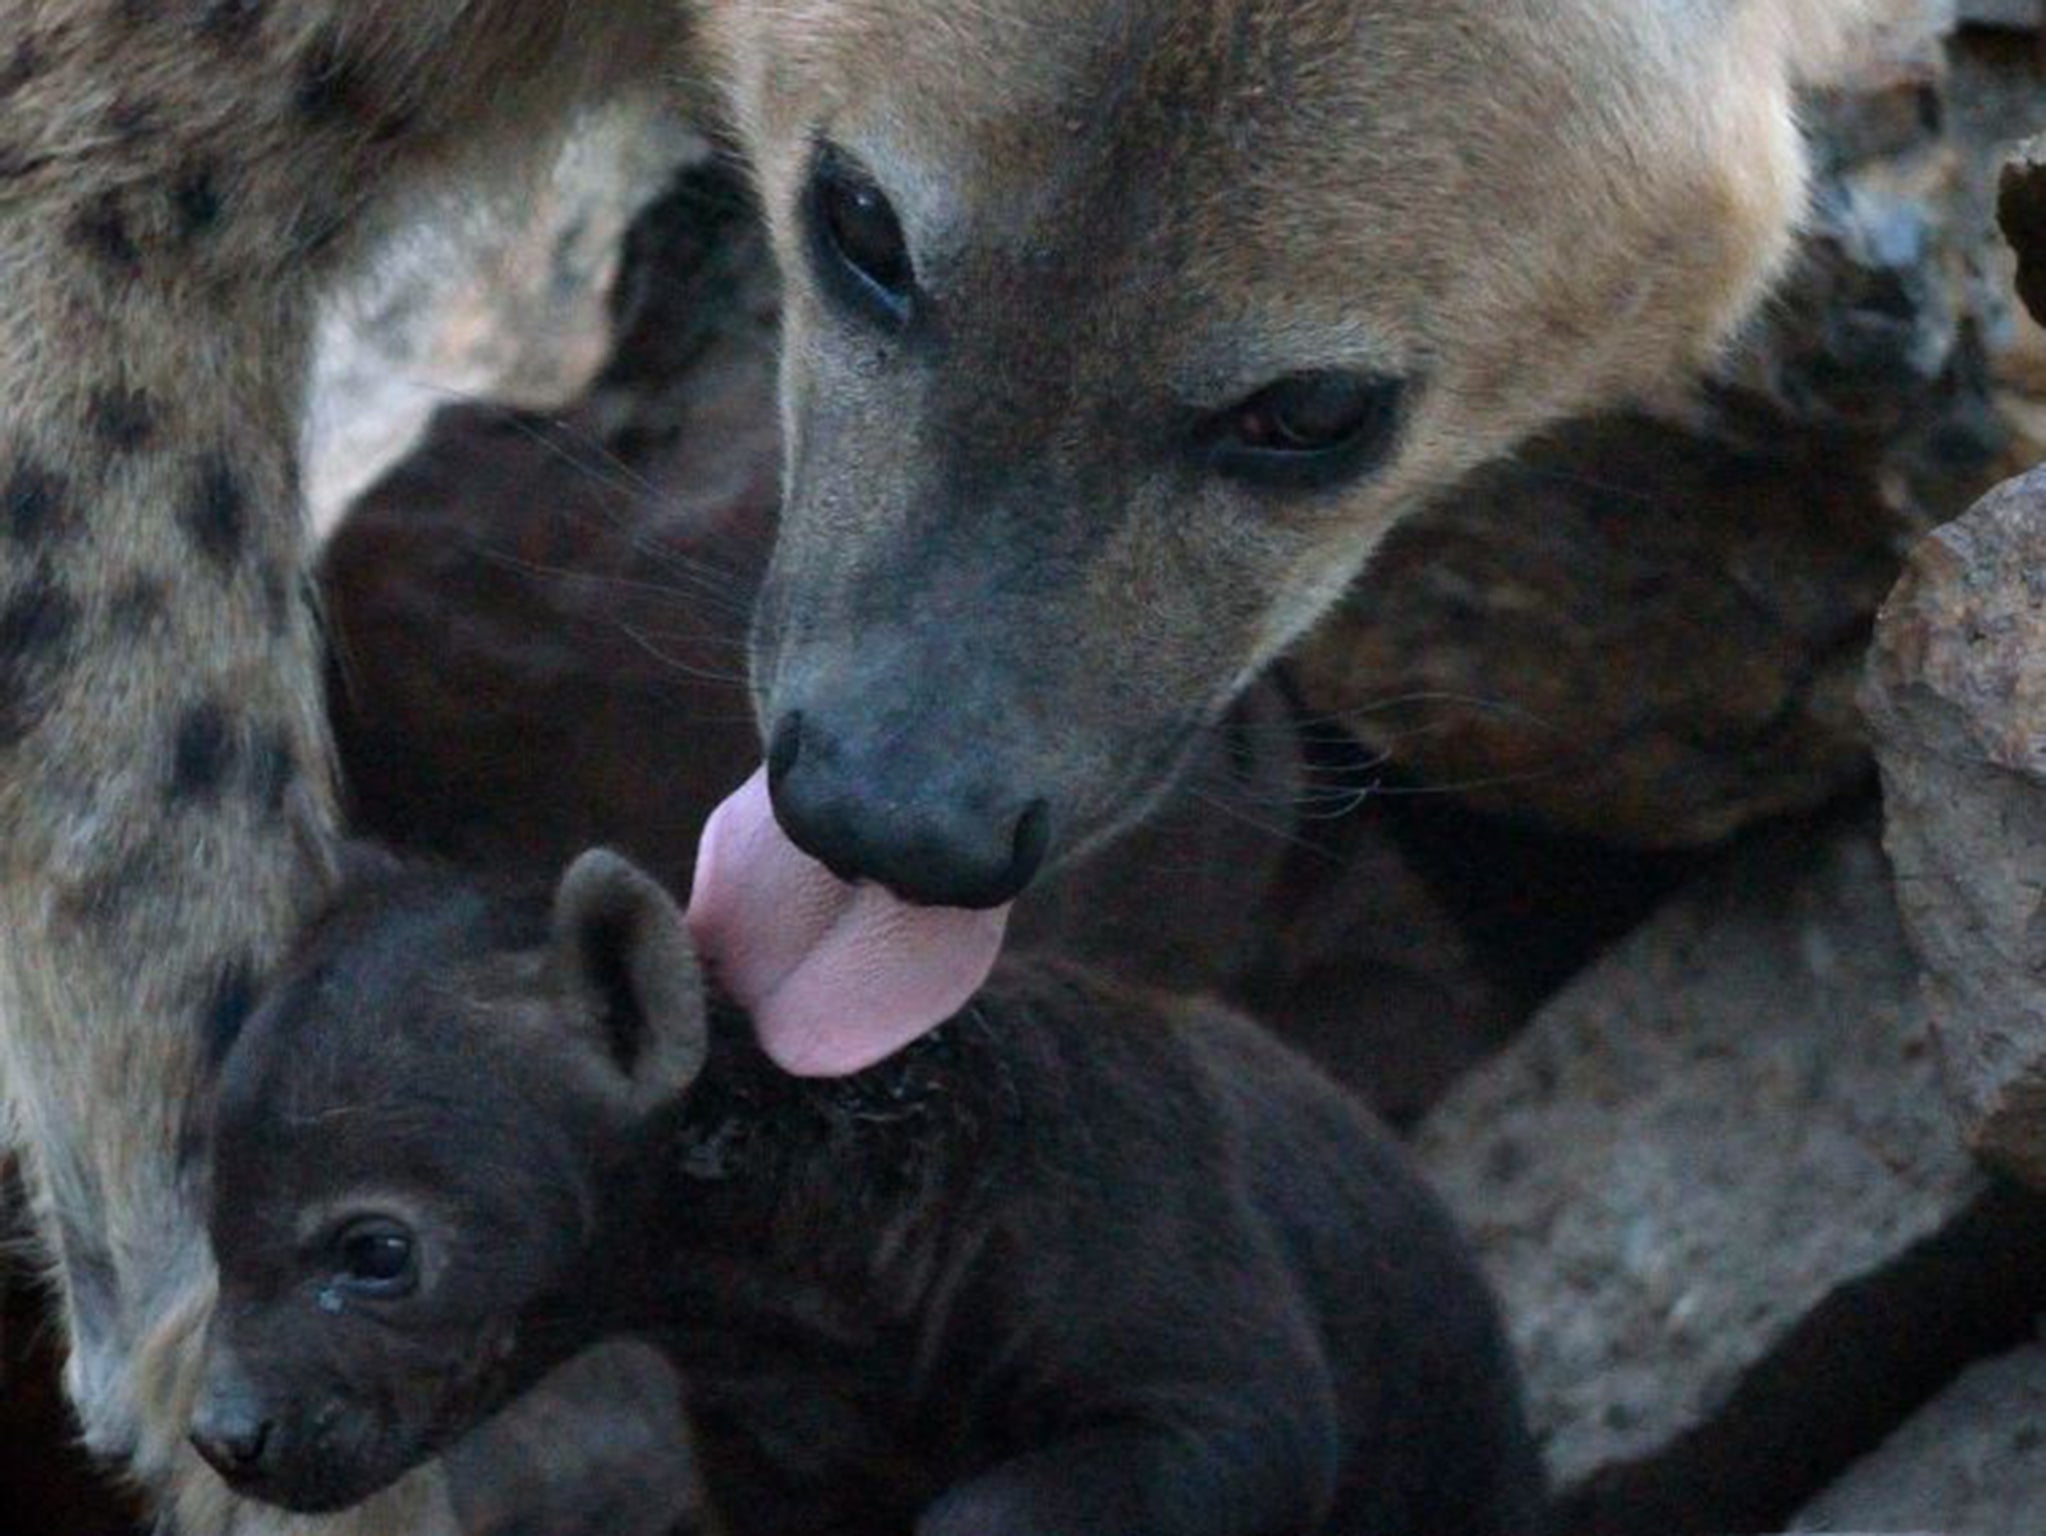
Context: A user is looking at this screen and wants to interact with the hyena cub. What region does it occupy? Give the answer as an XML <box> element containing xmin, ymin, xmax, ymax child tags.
<box><xmin>192</xmin><ymin>850</ymin><xmax>1543</xmax><ymax>1536</ymax></box>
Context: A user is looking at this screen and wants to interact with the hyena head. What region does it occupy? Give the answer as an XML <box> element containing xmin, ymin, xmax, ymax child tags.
<box><xmin>191</xmin><ymin>854</ymin><xmax>704</xmax><ymax>1514</ymax></box>
<box><xmin>699</xmin><ymin>0</ymin><xmax>1833</xmax><ymax>906</ymax></box>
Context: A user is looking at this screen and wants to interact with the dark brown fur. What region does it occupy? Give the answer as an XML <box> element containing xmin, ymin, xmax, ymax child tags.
<box><xmin>197</xmin><ymin>851</ymin><xmax>1545</xmax><ymax>1536</ymax></box>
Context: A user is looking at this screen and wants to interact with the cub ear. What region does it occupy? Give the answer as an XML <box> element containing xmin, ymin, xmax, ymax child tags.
<box><xmin>550</xmin><ymin>850</ymin><xmax>708</xmax><ymax>1111</ymax></box>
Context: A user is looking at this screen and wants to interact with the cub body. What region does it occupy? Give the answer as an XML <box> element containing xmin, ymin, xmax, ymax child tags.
<box><xmin>195</xmin><ymin>852</ymin><xmax>1543</xmax><ymax>1536</ymax></box>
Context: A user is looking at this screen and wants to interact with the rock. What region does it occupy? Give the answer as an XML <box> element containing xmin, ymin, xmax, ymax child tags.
<box><xmin>1417</xmin><ymin>816</ymin><xmax>2046</xmax><ymax>1535</ymax></box>
<box><xmin>305</xmin><ymin>105</ymin><xmax>704</xmax><ymax>537</ymax></box>
<box><xmin>1291</xmin><ymin>11</ymin><xmax>2023</xmax><ymax>849</ymax></box>
<box><xmin>446</xmin><ymin>1344</ymin><xmax>697</xmax><ymax>1536</ymax></box>
<box><xmin>1951</xmin><ymin>33</ymin><xmax>2046</xmax><ymax>473</ymax></box>
<box><xmin>1287</xmin><ymin>415</ymin><xmax>1909</xmax><ymax>848</ymax></box>
<box><xmin>1794</xmin><ymin>1342</ymin><xmax>2046</xmax><ymax>1536</ymax></box>
<box><xmin>1235</xmin><ymin>795</ymin><xmax>1519</xmax><ymax>1128</ymax></box>
<box><xmin>1863</xmin><ymin>467</ymin><xmax>2046</xmax><ymax>1191</ymax></box>
<box><xmin>2000</xmin><ymin>133</ymin><xmax>2046</xmax><ymax>326</ymax></box>
<box><xmin>1229</xmin><ymin>746</ymin><xmax>1706</xmax><ymax>1127</ymax></box>
<box><xmin>1959</xmin><ymin>0</ymin><xmax>2042</xmax><ymax>29</ymax></box>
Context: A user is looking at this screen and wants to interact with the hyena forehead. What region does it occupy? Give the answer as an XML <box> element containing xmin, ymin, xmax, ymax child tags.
<box><xmin>213</xmin><ymin>879</ymin><xmax>554</xmax><ymax>1136</ymax></box>
<box><xmin>716</xmin><ymin>0</ymin><xmax>1807</xmax><ymax>404</ymax></box>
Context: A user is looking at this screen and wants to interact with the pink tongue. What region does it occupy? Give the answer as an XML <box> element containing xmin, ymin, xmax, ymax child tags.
<box><xmin>685</xmin><ymin>768</ymin><xmax>1011</xmax><ymax>1077</ymax></box>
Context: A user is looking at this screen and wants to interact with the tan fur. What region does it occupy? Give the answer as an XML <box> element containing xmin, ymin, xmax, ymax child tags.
<box><xmin>706</xmin><ymin>0</ymin><xmax>1884</xmax><ymax>873</ymax></box>
<box><xmin>0</xmin><ymin>2</ymin><xmax>1888</xmax><ymax>1531</ymax></box>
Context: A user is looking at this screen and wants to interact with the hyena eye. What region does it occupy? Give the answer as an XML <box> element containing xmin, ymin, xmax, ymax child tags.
<box><xmin>1207</xmin><ymin>371</ymin><xmax>1406</xmax><ymax>490</ymax></box>
<box><xmin>333</xmin><ymin>1217</ymin><xmax>419</xmax><ymax>1299</ymax></box>
<box><xmin>807</xmin><ymin>144</ymin><xmax>915</xmax><ymax>324</ymax></box>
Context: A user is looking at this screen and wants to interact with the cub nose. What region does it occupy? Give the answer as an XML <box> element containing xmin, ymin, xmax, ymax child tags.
<box><xmin>189</xmin><ymin>1399</ymin><xmax>274</xmax><ymax>1480</ymax></box>
<box><xmin>767</xmin><ymin>712</ymin><xmax>1051</xmax><ymax>909</ymax></box>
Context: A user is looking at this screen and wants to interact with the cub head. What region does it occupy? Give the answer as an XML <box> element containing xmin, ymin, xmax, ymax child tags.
<box><xmin>191</xmin><ymin>851</ymin><xmax>705</xmax><ymax>1513</ymax></box>
<box><xmin>697</xmin><ymin>0</ymin><xmax>1834</xmax><ymax>906</ymax></box>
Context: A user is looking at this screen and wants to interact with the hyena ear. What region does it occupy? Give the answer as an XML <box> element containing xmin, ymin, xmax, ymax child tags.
<box><xmin>550</xmin><ymin>850</ymin><xmax>708</xmax><ymax>1111</ymax></box>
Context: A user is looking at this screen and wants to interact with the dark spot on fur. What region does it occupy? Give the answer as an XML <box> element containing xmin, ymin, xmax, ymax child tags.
<box><xmin>0</xmin><ymin>579</ymin><xmax>80</xmax><ymax>663</ymax></box>
<box><xmin>91</xmin><ymin>388</ymin><xmax>157</xmax><ymax>451</ymax></box>
<box><xmin>293</xmin><ymin>28</ymin><xmax>416</xmax><ymax>148</ymax></box>
<box><xmin>168</xmin><ymin>700</ymin><xmax>237</xmax><ymax>804</ymax></box>
<box><xmin>107</xmin><ymin>97</ymin><xmax>157</xmax><ymax>142</ymax></box>
<box><xmin>199</xmin><ymin>956</ymin><xmax>260</xmax><ymax>1068</ymax></box>
<box><xmin>108</xmin><ymin>575</ymin><xmax>170</xmax><ymax>637</ymax></box>
<box><xmin>0</xmin><ymin>579</ymin><xmax>79</xmax><ymax>745</ymax></box>
<box><xmin>366</xmin><ymin>101</ymin><xmax>420</xmax><ymax>149</ymax></box>
<box><xmin>4</xmin><ymin>461</ymin><xmax>71</xmax><ymax>546</ymax></box>
<box><xmin>173</xmin><ymin>164</ymin><xmax>224</xmax><ymax>237</ymax></box>
<box><xmin>73</xmin><ymin>192</ymin><xmax>140</xmax><ymax>271</ymax></box>
<box><xmin>248</xmin><ymin>724</ymin><xmax>297</xmax><ymax>813</ymax></box>
<box><xmin>0</xmin><ymin>37</ymin><xmax>39</xmax><ymax>98</ymax></box>
<box><xmin>295</xmin><ymin>31</ymin><xmax>372</xmax><ymax>124</ymax></box>
<box><xmin>182</xmin><ymin>455</ymin><xmax>246</xmax><ymax>569</ymax></box>
<box><xmin>198</xmin><ymin>0</ymin><xmax>263</xmax><ymax>46</ymax></box>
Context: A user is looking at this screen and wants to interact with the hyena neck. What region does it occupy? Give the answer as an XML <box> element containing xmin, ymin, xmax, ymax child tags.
<box><xmin>589</xmin><ymin>987</ymin><xmax>1030</xmax><ymax>1360</ymax></box>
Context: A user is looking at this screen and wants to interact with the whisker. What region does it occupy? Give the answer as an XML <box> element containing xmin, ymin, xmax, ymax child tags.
<box><xmin>613</xmin><ymin>622</ymin><xmax>757</xmax><ymax>688</ymax></box>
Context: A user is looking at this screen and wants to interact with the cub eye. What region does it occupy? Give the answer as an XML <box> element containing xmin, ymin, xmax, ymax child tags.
<box><xmin>1207</xmin><ymin>371</ymin><xmax>1406</xmax><ymax>489</ymax></box>
<box><xmin>334</xmin><ymin>1218</ymin><xmax>418</xmax><ymax>1298</ymax></box>
<box><xmin>807</xmin><ymin>144</ymin><xmax>914</xmax><ymax>324</ymax></box>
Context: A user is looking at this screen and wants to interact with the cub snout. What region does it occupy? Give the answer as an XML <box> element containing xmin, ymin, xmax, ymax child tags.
<box><xmin>187</xmin><ymin>1350</ymin><xmax>421</xmax><ymax>1516</ymax></box>
<box><xmin>188</xmin><ymin>1370</ymin><xmax>273</xmax><ymax>1484</ymax></box>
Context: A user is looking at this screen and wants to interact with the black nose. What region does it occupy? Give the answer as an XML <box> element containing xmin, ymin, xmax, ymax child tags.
<box><xmin>767</xmin><ymin>712</ymin><xmax>1052</xmax><ymax>909</ymax></box>
<box><xmin>190</xmin><ymin>1402</ymin><xmax>273</xmax><ymax>1480</ymax></box>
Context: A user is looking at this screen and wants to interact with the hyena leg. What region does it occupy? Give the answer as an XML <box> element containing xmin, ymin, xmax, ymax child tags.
<box><xmin>0</xmin><ymin>273</ymin><xmax>454</xmax><ymax>1535</ymax></box>
<box><xmin>0</xmin><ymin>2</ymin><xmax>670</xmax><ymax>1529</ymax></box>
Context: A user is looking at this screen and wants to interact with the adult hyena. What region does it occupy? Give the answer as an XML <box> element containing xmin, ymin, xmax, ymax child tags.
<box><xmin>0</xmin><ymin>2</ymin><xmax>1886</xmax><ymax>1531</ymax></box>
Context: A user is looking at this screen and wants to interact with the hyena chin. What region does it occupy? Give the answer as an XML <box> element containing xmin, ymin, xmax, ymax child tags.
<box><xmin>0</xmin><ymin>1</ymin><xmax>1882</xmax><ymax>1531</ymax></box>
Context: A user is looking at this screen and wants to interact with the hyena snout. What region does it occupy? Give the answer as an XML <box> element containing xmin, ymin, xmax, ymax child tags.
<box><xmin>766</xmin><ymin>709</ymin><xmax>1052</xmax><ymax>909</ymax></box>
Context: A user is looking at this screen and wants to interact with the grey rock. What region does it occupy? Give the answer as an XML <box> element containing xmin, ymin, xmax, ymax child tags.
<box><xmin>1795</xmin><ymin>1342</ymin><xmax>2046</xmax><ymax>1536</ymax></box>
<box><xmin>1414</xmin><ymin>819</ymin><xmax>2046</xmax><ymax>1534</ymax></box>
<box><xmin>1864</xmin><ymin>467</ymin><xmax>2046</xmax><ymax>1191</ymax></box>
